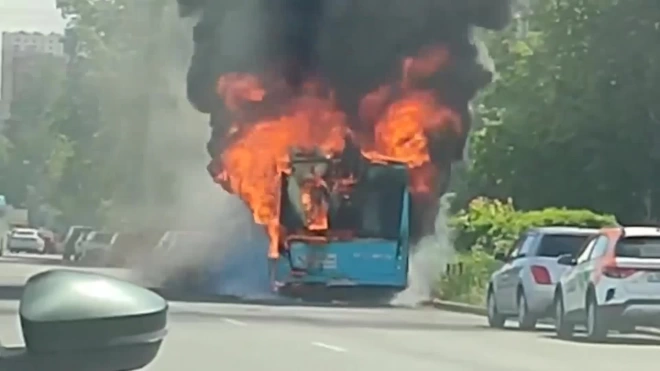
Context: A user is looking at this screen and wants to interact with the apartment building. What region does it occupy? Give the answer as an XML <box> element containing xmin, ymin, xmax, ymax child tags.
<box><xmin>0</xmin><ymin>31</ymin><xmax>65</xmax><ymax>122</ymax></box>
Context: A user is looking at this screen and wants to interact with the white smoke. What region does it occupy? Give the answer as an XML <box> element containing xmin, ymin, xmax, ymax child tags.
<box><xmin>391</xmin><ymin>193</ymin><xmax>455</xmax><ymax>306</ymax></box>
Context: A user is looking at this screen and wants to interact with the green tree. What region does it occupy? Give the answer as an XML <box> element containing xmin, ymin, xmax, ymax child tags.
<box><xmin>52</xmin><ymin>0</ymin><xmax>188</xmax><ymax>226</ymax></box>
<box><xmin>464</xmin><ymin>0</ymin><xmax>660</xmax><ymax>223</ymax></box>
<box><xmin>0</xmin><ymin>56</ymin><xmax>73</xmax><ymax>209</ymax></box>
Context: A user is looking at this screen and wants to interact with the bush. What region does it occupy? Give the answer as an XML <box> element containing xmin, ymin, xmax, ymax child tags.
<box><xmin>438</xmin><ymin>197</ymin><xmax>618</xmax><ymax>304</ymax></box>
<box><xmin>451</xmin><ymin>197</ymin><xmax>618</xmax><ymax>254</ymax></box>
<box><xmin>436</xmin><ymin>250</ymin><xmax>499</xmax><ymax>305</ymax></box>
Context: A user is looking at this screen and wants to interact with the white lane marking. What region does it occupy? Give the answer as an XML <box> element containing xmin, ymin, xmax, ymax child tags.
<box><xmin>223</xmin><ymin>318</ymin><xmax>247</xmax><ymax>326</ymax></box>
<box><xmin>311</xmin><ymin>341</ymin><xmax>347</xmax><ymax>352</ymax></box>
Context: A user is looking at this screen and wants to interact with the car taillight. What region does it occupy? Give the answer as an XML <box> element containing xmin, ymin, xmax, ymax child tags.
<box><xmin>603</xmin><ymin>266</ymin><xmax>637</xmax><ymax>278</ymax></box>
<box><xmin>531</xmin><ymin>265</ymin><xmax>552</xmax><ymax>285</ymax></box>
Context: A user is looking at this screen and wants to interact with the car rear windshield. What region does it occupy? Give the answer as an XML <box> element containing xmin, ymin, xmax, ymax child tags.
<box><xmin>537</xmin><ymin>234</ymin><xmax>591</xmax><ymax>257</ymax></box>
<box><xmin>616</xmin><ymin>237</ymin><xmax>660</xmax><ymax>258</ymax></box>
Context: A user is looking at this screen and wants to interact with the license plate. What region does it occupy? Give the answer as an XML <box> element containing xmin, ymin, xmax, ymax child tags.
<box><xmin>647</xmin><ymin>272</ymin><xmax>660</xmax><ymax>282</ymax></box>
<box><xmin>322</xmin><ymin>254</ymin><xmax>337</xmax><ymax>270</ymax></box>
<box><xmin>300</xmin><ymin>253</ymin><xmax>337</xmax><ymax>270</ymax></box>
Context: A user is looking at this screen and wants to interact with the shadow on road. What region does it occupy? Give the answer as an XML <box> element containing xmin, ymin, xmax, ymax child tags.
<box><xmin>542</xmin><ymin>333</ymin><xmax>660</xmax><ymax>346</ymax></box>
<box><xmin>148</xmin><ymin>286</ymin><xmax>427</xmax><ymax>309</ymax></box>
<box><xmin>473</xmin><ymin>324</ymin><xmax>555</xmax><ymax>333</ymax></box>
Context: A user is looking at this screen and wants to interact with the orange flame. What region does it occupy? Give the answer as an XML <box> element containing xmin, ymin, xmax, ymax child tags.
<box><xmin>300</xmin><ymin>175</ymin><xmax>329</xmax><ymax>231</ymax></box>
<box><xmin>212</xmin><ymin>45</ymin><xmax>461</xmax><ymax>259</ymax></box>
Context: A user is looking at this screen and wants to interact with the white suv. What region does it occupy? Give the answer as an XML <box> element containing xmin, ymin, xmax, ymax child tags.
<box><xmin>7</xmin><ymin>228</ymin><xmax>45</xmax><ymax>254</ymax></box>
<box><xmin>553</xmin><ymin>226</ymin><xmax>660</xmax><ymax>341</ymax></box>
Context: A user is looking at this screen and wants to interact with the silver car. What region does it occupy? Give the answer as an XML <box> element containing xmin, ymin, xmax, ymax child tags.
<box><xmin>486</xmin><ymin>227</ymin><xmax>597</xmax><ymax>330</ymax></box>
<box><xmin>77</xmin><ymin>231</ymin><xmax>118</xmax><ymax>265</ymax></box>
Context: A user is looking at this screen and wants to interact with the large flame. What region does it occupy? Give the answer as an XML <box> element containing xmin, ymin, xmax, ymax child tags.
<box><xmin>210</xmin><ymin>45</ymin><xmax>462</xmax><ymax>258</ymax></box>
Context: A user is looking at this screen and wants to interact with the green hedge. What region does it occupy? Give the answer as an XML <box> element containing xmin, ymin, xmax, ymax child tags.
<box><xmin>436</xmin><ymin>250</ymin><xmax>500</xmax><ymax>305</ymax></box>
<box><xmin>451</xmin><ymin>197</ymin><xmax>618</xmax><ymax>254</ymax></box>
<box><xmin>437</xmin><ymin>197</ymin><xmax>618</xmax><ymax>305</ymax></box>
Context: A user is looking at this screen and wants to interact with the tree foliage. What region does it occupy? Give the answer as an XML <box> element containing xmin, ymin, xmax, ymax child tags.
<box><xmin>451</xmin><ymin>197</ymin><xmax>617</xmax><ymax>254</ymax></box>
<box><xmin>50</xmin><ymin>0</ymin><xmax>169</xmax><ymax>222</ymax></box>
<box><xmin>1</xmin><ymin>0</ymin><xmax>187</xmax><ymax>228</ymax></box>
<box><xmin>0</xmin><ymin>56</ymin><xmax>72</xmax><ymax>209</ymax></box>
<box><xmin>464</xmin><ymin>0</ymin><xmax>660</xmax><ymax>223</ymax></box>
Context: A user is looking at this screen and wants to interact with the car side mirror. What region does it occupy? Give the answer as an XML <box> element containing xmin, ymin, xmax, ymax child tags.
<box><xmin>557</xmin><ymin>254</ymin><xmax>576</xmax><ymax>266</ymax></box>
<box><xmin>1</xmin><ymin>270</ymin><xmax>167</xmax><ymax>371</ymax></box>
<box><xmin>494</xmin><ymin>252</ymin><xmax>507</xmax><ymax>262</ymax></box>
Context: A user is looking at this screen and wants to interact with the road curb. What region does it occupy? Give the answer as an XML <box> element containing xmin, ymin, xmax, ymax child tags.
<box><xmin>422</xmin><ymin>298</ymin><xmax>487</xmax><ymax>316</ymax></box>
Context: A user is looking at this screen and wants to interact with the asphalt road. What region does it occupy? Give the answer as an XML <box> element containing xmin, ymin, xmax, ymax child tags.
<box><xmin>0</xmin><ymin>254</ymin><xmax>659</xmax><ymax>370</ymax></box>
<box><xmin>0</xmin><ymin>253</ymin><xmax>136</xmax><ymax>287</ymax></box>
<box><xmin>0</xmin><ymin>300</ymin><xmax>658</xmax><ymax>371</ymax></box>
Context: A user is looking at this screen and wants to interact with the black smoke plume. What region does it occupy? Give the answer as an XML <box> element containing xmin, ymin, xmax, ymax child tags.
<box><xmin>176</xmin><ymin>0</ymin><xmax>513</xmax><ymax>235</ymax></box>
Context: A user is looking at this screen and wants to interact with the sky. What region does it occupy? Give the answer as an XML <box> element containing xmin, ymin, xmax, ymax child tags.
<box><xmin>0</xmin><ymin>0</ymin><xmax>66</xmax><ymax>35</ymax></box>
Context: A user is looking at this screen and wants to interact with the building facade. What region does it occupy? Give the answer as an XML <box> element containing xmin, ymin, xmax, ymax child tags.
<box><xmin>0</xmin><ymin>31</ymin><xmax>65</xmax><ymax>122</ymax></box>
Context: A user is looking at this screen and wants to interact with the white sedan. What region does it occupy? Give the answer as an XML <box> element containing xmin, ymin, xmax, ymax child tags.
<box><xmin>7</xmin><ymin>228</ymin><xmax>45</xmax><ymax>254</ymax></box>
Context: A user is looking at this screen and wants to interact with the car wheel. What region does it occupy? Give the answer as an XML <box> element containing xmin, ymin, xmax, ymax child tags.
<box><xmin>486</xmin><ymin>288</ymin><xmax>506</xmax><ymax>328</ymax></box>
<box><xmin>586</xmin><ymin>293</ymin><xmax>608</xmax><ymax>342</ymax></box>
<box><xmin>554</xmin><ymin>293</ymin><xmax>574</xmax><ymax>340</ymax></box>
<box><xmin>517</xmin><ymin>291</ymin><xmax>537</xmax><ymax>330</ymax></box>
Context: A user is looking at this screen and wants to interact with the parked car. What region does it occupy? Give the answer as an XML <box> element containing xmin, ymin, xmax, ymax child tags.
<box><xmin>72</xmin><ymin>230</ymin><xmax>95</xmax><ymax>258</ymax></box>
<box><xmin>7</xmin><ymin>228</ymin><xmax>45</xmax><ymax>254</ymax></box>
<box><xmin>60</xmin><ymin>225</ymin><xmax>94</xmax><ymax>261</ymax></box>
<box><xmin>554</xmin><ymin>226</ymin><xmax>660</xmax><ymax>341</ymax></box>
<box><xmin>105</xmin><ymin>229</ymin><xmax>166</xmax><ymax>268</ymax></box>
<box><xmin>77</xmin><ymin>231</ymin><xmax>118</xmax><ymax>265</ymax></box>
<box><xmin>486</xmin><ymin>226</ymin><xmax>597</xmax><ymax>330</ymax></box>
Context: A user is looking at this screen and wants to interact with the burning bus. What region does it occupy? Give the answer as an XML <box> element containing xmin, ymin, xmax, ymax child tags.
<box><xmin>272</xmin><ymin>139</ymin><xmax>411</xmax><ymax>296</ymax></box>
<box><xmin>175</xmin><ymin>0</ymin><xmax>513</xmax><ymax>298</ymax></box>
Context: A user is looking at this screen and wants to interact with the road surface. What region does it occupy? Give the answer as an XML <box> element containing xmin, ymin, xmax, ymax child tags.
<box><xmin>0</xmin><ymin>254</ymin><xmax>659</xmax><ymax>370</ymax></box>
<box><xmin>0</xmin><ymin>300</ymin><xmax>658</xmax><ymax>371</ymax></box>
<box><xmin>0</xmin><ymin>253</ymin><xmax>137</xmax><ymax>287</ymax></box>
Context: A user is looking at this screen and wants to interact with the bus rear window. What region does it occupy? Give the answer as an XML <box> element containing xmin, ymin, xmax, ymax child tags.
<box><xmin>616</xmin><ymin>237</ymin><xmax>660</xmax><ymax>258</ymax></box>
